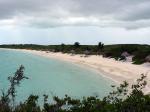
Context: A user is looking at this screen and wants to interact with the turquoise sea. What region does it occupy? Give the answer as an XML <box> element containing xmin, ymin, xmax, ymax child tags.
<box><xmin>0</xmin><ymin>49</ymin><xmax>114</xmax><ymax>104</ymax></box>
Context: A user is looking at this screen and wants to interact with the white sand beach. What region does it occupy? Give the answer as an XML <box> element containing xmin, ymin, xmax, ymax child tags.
<box><xmin>10</xmin><ymin>49</ymin><xmax>150</xmax><ymax>93</ymax></box>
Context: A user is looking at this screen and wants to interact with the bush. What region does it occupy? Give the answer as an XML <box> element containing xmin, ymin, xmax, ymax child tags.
<box><xmin>0</xmin><ymin>67</ymin><xmax>150</xmax><ymax>112</ymax></box>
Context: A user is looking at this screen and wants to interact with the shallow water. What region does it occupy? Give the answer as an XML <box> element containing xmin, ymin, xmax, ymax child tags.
<box><xmin>0</xmin><ymin>49</ymin><xmax>114</xmax><ymax>104</ymax></box>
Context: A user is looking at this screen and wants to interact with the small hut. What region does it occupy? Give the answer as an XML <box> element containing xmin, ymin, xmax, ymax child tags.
<box><xmin>84</xmin><ymin>50</ymin><xmax>90</xmax><ymax>57</ymax></box>
<box><xmin>121</xmin><ymin>51</ymin><xmax>130</xmax><ymax>57</ymax></box>
<box><xmin>51</xmin><ymin>49</ymin><xmax>56</xmax><ymax>52</ymax></box>
<box><xmin>145</xmin><ymin>55</ymin><xmax>150</xmax><ymax>62</ymax></box>
<box><xmin>70</xmin><ymin>50</ymin><xmax>75</xmax><ymax>55</ymax></box>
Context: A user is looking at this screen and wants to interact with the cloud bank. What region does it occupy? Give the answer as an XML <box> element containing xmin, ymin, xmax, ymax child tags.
<box><xmin>0</xmin><ymin>0</ymin><xmax>150</xmax><ymax>29</ymax></box>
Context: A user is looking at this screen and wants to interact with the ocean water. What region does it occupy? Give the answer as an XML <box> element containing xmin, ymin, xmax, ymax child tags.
<box><xmin>0</xmin><ymin>49</ymin><xmax>114</xmax><ymax>104</ymax></box>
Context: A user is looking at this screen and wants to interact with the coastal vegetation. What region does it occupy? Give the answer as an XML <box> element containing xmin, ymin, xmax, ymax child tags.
<box><xmin>0</xmin><ymin>43</ymin><xmax>150</xmax><ymax>64</ymax></box>
<box><xmin>0</xmin><ymin>66</ymin><xmax>150</xmax><ymax>112</ymax></box>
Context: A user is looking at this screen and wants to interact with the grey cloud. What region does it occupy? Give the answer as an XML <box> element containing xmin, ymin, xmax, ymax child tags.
<box><xmin>0</xmin><ymin>0</ymin><xmax>150</xmax><ymax>29</ymax></box>
<box><xmin>117</xmin><ymin>1</ymin><xmax>150</xmax><ymax>21</ymax></box>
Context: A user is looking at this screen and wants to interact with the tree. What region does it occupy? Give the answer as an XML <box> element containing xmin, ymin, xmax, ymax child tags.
<box><xmin>2</xmin><ymin>65</ymin><xmax>29</xmax><ymax>110</ymax></box>
<box><xmin>60</xmin><ymin>43</ymin><xmax>65</xmax><ymax>51</ymax></box>
<box><xmin>98</xmin><ymin>42</ymin><xmax>104</xmax><ymax>50</ymax></box>
<box><xmin>15</xmin><ymin>95</ymin><xmax>40</xmax><ymax>112</ymax></box>
<box><xmin>1</xmin><ymin>67</ymin><xmax>150</xmax><ymax>112</ymax></box>
<box><xmin>74</xmin><ymin>42</ymin><xmax>80</xmax><ymax>48</ymax></box>
<box><xmin>61</xmin><ymin>43</ymin><xmax>65</xmax><ymax>47</ymax></box>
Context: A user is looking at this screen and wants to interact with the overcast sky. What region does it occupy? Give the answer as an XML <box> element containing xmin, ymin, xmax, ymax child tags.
<box><xmin>0</xmin><ymin>0</ymin><xmax>150</xmax><ymax>45</ymax></box>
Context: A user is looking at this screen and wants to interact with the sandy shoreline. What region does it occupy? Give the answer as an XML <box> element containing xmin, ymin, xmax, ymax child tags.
<box><xmin>2</xmin><ymin>48</ymin><xmax>150</xmax><ymax>93</ymax></box>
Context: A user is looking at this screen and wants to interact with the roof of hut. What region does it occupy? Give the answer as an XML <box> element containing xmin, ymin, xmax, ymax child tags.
<box><xmin>145</xmin><ymin>55</ymin><xmax>150</xmax><ymax>62</ymax></box>
<box><xmin>70</xmin><ymin>49</ymin><xmax>75</xmax><ymax>54</ymax></box>
<box><xmin>84</xmin><ymin>50</ymin><xmax>90</xmax><ymax>55</ymax></box>
<box><xmin>121</xmin><ymin>51</ymin><xmax>130</xmax><ymax>57</ymax></box>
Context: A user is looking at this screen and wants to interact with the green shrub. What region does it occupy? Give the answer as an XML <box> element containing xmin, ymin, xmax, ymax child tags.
<box><xmin>0</xmin><ymin>67</ymin><xmax>150</xmax><ymax>112</ymax></box>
